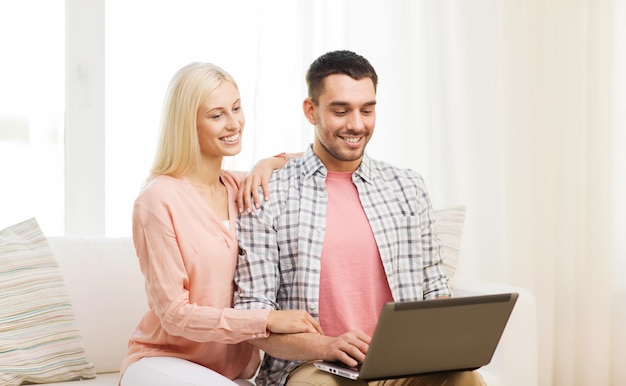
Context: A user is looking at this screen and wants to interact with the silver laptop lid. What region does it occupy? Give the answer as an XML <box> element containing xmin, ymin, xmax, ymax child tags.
<box><xmin>358</xmin><ymin>293</ymin><xmax>518</xmax><ymax>381</ymax></box>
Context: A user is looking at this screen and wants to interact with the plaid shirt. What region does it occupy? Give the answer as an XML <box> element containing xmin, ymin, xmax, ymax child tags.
<box><xmin>234</xmin><ymin>146</ymin><xmax>452</xmax><ymax>386</ymax></box>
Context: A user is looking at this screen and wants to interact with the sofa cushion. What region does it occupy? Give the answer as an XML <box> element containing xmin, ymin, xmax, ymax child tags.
<box><xmin>433</xmin><ymin>206</ymin><xmax>465</xmax><ymax>280</ymax></box>
<box><xmin>48</xmin><ymin>372</ymin><xmax>120</xmax><ymax>386</ymax></box>
<box><xmin>0</xmin><ymin>218</ymin><xmax>96</xmax><ymax>385</ymax></box>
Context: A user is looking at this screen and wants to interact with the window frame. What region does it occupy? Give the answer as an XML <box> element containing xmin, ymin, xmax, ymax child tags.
<box><xmin>65</xmin><ymin>0</ymin><xmax>105</xmax><ymax>235</ymax></box>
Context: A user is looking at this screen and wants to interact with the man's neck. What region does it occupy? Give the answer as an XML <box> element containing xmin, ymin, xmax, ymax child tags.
<box><xmin>312</xmin><ymin>147</ymin><xmax>362</xmax><ymax>172</ymax></box>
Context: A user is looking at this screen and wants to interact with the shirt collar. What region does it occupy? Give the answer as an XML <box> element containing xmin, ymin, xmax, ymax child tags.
<box><xmin>301</xmin><ymin>145</ymin><xmax>375</xmax><ymax>185</ymax></box>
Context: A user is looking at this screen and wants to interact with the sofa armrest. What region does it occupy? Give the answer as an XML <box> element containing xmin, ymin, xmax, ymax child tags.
<box><xmin>451</xmin><ymin>278</ymin><xmax>538</xmax><ymax>386</ymax></box>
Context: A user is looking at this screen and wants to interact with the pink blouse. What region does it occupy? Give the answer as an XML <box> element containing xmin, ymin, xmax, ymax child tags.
<box><xmin>119</xmin><ymin>173</ymin><xmax>270</xmax><ymax>381</ymax></box>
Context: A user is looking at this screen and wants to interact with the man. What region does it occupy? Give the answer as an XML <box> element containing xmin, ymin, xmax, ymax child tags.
<box><xmin>235</xmin><ymin>50</ymin><xmax>485</xmax><ymax>386</ymax></box>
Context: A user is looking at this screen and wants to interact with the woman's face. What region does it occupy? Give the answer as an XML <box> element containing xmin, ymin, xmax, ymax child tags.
<box><xmin>196</xmin><ymin>81</ymin><xmax>244</xmax><ymax>158</ymax></box>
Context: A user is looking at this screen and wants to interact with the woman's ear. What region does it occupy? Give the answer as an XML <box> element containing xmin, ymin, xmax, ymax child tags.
<box><xmin>302</xmin><ymin>98</ymin><xmax>316</xmax><ymax>125</ymax></box>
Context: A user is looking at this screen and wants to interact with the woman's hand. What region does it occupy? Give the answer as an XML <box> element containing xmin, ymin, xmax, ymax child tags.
<box><xmin>236</xmin><ymin>153</ymin><xmax>301</xmax><ymax>213</ymax></box>
<box><xmin>267</xmin><ymin>310</ymin><xmax>324</xmax><ymax>335</ymax></box>
<box><xmin>236</xmin><ymin>156</ymin><xmax>282</xmax><ymax>213</ymax></box>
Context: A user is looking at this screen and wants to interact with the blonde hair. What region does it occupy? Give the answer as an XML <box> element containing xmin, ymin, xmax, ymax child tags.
<box><xmin>150</xmin><ymin>62</ymin><xmax>238</xmax><ymax>178</ymax></box>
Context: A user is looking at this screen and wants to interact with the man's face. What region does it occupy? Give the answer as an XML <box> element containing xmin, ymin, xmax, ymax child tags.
<box><xmin>304</xmin><ymin>74</ymin><xmax>376</xmax><ymax>172</ymax></box>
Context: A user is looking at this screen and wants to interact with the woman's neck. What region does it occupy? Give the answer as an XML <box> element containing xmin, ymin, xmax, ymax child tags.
<box><xmin>187</xmin><ymin>157</ymin><xmax>230</xmax><ymax>221</ymax></box>
<box><xmin>187</xmin><ymin>156</ymin><xmax>223</xmax><ymax>189</ymax></box>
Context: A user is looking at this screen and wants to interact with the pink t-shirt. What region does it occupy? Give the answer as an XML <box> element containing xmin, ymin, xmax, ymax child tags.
<box><xmin>120</xmin><ymin>173</ymin><xmax>270</xmax><ymax>381</ymax></box>
<box><xmin>318</xmin><ymin>171</ymin><xmax>393</xmax><ymax>337</ymax></box>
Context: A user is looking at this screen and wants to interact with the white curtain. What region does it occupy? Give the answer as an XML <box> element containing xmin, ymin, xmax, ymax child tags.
<box><xmin>246</xmin><ymin>1</ymin><xmax>625</xmax><ymax>384</ymax></box>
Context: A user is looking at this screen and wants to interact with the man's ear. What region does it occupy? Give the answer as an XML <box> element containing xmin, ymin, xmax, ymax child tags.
<box><xmin>302</xmin><ymin>98</ymin><xmax>316</xmax><ymax>125</ymax></box>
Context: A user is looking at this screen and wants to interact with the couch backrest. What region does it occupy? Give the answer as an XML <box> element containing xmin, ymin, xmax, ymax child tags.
<box><xmin>48</xmin><ymin>237</ymin><xmax>146</xmax><ymax>374</ymax></box>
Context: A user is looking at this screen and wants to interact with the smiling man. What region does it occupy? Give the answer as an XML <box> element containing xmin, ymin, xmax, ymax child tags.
<box><xmin>234</xmin><ymin>50</ymin><xmax>485</xmax><ymax>386</ymax></box>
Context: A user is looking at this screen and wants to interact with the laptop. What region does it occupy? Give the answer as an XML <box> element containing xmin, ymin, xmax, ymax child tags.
<box><xmin>314</xmin><ymin>292</ymin><xmax>518</xmax><ymax>381</ymax></box>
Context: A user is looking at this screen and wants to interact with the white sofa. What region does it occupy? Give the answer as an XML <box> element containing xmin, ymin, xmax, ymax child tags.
<box><xmin>47</xmin><ymin>236</ymin><xmax>538</xmax><ymax>386</ymax></box>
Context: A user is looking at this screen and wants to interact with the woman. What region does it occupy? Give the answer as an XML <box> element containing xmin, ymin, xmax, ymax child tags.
<box><xmin>120</xmin><ymin>62</ymin><xmax>321</xmax><ymax>386</ymax></box>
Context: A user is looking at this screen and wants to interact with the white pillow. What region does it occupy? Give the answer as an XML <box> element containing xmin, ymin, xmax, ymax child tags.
<box><xmin>433</xmin><ymin>206</ymin><xmax>466</xmax><ymax>280</ymax></box>
<box><xmin>0</xmin><ymin>218</ymin><xmax>96</xmax><ymax>385</ymax></box>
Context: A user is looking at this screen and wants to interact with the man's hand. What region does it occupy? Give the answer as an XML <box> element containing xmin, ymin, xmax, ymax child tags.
<box><xmin>267</xmin><ymin>310</ymin><xmax>324</xmax><ymax>335</ymax></box>
<box><xmin>250</xmin><ymin>329</ymin><xmax>371</xmax><ymax>365</ymax></box>
<box><xmin>318</xmin><ymin>329</ymin><xmax>370</xmax><ymax>367</ymax></box>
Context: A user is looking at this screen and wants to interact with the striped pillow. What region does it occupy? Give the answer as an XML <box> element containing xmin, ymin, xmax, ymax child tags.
<box><xmin>433</xmin><ymin>206</ymin><xmax>466</xmax><ymax>279</ymax></box>
<box><xmin>0</xmin><ymin>218</ymin><xmax>96</xmax><ymax>385</ymax></box>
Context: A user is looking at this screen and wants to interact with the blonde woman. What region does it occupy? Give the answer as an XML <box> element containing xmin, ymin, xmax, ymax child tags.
<box><xmin>119</xmin><ymin>62</ymin><xmax>321</xmax><ymax>386</ymax></box>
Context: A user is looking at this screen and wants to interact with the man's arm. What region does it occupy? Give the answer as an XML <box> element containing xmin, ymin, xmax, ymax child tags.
<box><xmin>415</xmin><ymin>177</ymin><xmax>453</xmax><ymax>299</ymax></box>
<box><xmin>250</xmin><ymin>329</ymin><xmax>371</xmax><ymax>368</ymax></box>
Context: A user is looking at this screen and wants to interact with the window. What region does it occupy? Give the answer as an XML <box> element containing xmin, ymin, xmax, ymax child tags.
<box><xmin>2</xmin><ymin>0</ymin><xmax>312</xmax><ymax>237</ymax></box>
<box><xmin>0</xmin><ymin>1</ymin><xmax>65</xmax><ymax>235</ymax></box>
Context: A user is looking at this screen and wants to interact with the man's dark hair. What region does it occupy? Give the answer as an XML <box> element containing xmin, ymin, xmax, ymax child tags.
<box><xmin>305</xmin><ymin>50</ymin><xmax>378</xmax><ymax>104</ymax></box>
